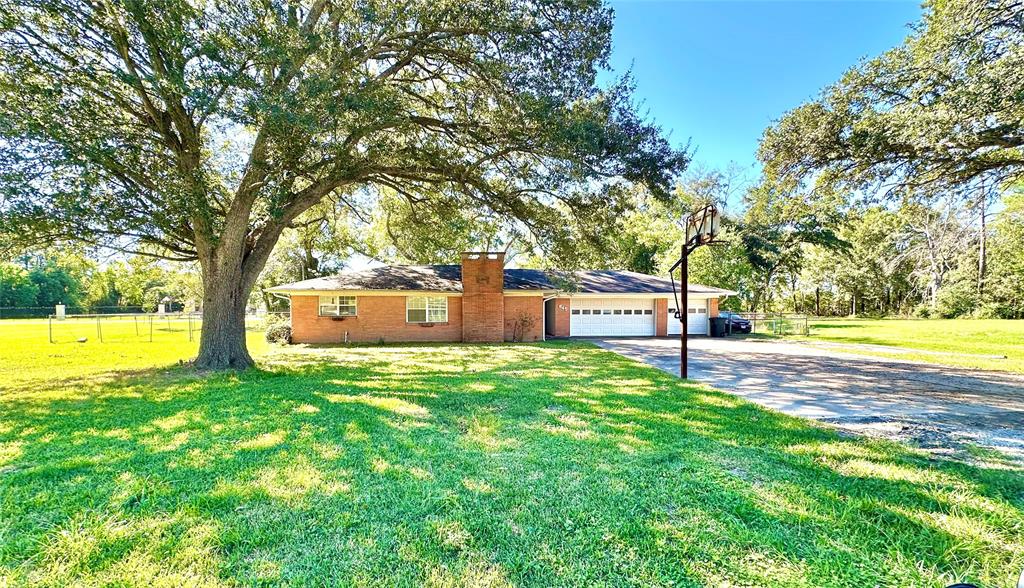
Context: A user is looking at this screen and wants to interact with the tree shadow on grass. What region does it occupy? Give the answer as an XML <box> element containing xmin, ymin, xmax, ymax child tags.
<box><xmin>1</xmin><ymin>341</ymin><xmax>1022</xmax><ymax>587</ymax></box>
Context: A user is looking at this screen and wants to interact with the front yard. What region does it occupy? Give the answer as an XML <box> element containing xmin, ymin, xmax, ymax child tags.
<box><xmin>1</xmin><ymin>328</ymin><xmax>1022</xmax><ymax>586</ymax></box>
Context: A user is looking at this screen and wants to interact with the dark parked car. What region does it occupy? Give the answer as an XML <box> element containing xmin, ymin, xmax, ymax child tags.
<box><xmin>718</xmin><ymin>311</ymin><xmax>752</xmax><ymax>334</ymax></box>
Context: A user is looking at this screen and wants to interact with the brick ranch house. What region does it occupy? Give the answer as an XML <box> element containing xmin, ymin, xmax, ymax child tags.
<box><xmin>268</xmin><ymin>252</ymin><xmax>735</xmax><ymax>344</ymax></box>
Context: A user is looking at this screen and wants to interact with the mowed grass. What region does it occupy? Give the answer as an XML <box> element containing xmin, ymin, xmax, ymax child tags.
<box><xmin>1</xmin><ymin>321</ymin><xmax>1023</xmax><ymax>587</ymax></box>
<box><xmin>0</xmin><ymin>317</ymin><xmax>267</xmax><ymax>388</ymax></box>
<box><xmin>792</xmin><ymin>318</ymin><xmax>1024</xmax><ymax>374</ymax></box>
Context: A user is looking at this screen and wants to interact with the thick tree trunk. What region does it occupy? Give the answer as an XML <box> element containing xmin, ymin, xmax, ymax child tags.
<box><xmin>196</xmin><ymin>285</ymin><xmax>253</xmax><ymax>369</ymax></box>
<box><xmin>194</xmin><ymin>250</ymin><xmax>257</xmax><ymax>370</ymax></box>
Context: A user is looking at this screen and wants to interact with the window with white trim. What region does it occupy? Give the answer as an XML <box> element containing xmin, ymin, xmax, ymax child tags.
<box><xmin>319</xmin><ymin>295</ymin><xmax>356</xmax><ymax>316</ymax></box>
<box><xmin>407</xmin><ymin>296</ymin><xmax>447</xmax><ymax>323</ymax></box>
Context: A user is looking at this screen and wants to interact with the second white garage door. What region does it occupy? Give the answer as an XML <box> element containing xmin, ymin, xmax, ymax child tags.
<box><xmin>570</xmin><ymin>298</ymin><xmax>655</xmax><ymax>336</ymax></box>
<box><xmin>667</xmin><ymin>299</ymin><xmax>709</xmax><ymax>335</ymax></box>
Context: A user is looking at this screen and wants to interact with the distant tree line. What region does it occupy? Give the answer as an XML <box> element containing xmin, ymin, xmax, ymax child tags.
<box><xmin>579</xmin><ymin>168</ymin><xmax>1024</xmax><ymax>319</ymax></box>
<box><xmin>0</xmin><ymin>251</ymin><xmax>201</xmax><ymax>315</ymax></box>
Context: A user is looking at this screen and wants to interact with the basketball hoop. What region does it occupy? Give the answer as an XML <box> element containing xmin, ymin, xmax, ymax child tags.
<box><xmin>685</xmin><ymin>204</ymin><xmax>721</xmax><ymax>248</ymax></box>
<box><xmin>668</xmin><ymin>204</ymin><xmax>723</xmax><ymax>378</ymax></box>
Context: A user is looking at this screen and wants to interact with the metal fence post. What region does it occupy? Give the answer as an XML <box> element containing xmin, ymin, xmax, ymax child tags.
<box><xmin>149</xmin><ymin>316</ymin><xmax>153</xmax><ymax>342</ymax></box>
<box><xmin>97</xmin><ymin>316</ymin><xmax>102</xmax><ymax>342</ymax></box>
<box><xmin>48</xmin><ymin>315</ymin><xmax>53</xmax><ymax>343</ymax></box>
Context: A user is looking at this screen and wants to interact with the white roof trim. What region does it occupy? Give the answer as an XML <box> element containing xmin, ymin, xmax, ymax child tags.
<box><xmin>503</xmin><ymin>290</ymin><xmax>554</xmax><ymax>297</ymax></box>
<box><xmin>555</xmin><ymin>291</ymin><xmax>735</xmax><ymax>299</ymax></box>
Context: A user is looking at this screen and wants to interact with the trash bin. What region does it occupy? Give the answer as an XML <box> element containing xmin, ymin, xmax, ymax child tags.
<box><xmin>709</xmin><ymin>317</ymin><xmax>728</xmax><ymax>337</ymax></box>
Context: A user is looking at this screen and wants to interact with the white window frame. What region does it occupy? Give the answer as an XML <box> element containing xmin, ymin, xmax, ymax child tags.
<box><xmin>406</xmin><ymin>296</ymin><xmax>448</xmax><ymax>323</ymax></box>
<box><xmin>319</xmin><ymin>295</ymin><xmax>357</xmax><ymax>317</ymax></box>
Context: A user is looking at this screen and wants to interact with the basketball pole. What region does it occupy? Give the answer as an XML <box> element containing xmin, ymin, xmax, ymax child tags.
<box><xmin>670</xmin><ymin>203</ymin><xmax>721</xmax><ymax>381</ymax></box>
<box><xmin>680</xmin><ymin>243</ymin><xmax>688</xmax><ymax>379</ymax></box>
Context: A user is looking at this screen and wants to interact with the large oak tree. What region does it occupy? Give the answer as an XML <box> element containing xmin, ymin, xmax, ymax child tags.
<box><xmin>759</xmin><ymin>0</ymin><xmax>1024</xmax><ymax>196</ymax></box>
<box><xmin>0</xmin><ymin>0</ymin><xmax>687</xmax><ymax>368</ymax></box>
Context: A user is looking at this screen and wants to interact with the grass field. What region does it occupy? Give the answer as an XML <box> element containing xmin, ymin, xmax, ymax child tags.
<box><xmin>788</xmin><ymin>318</ymin><xmax>1024</xmax><ymax>374</ymax></box>
<box><xmin>0</xmin><ymin>317</ymin><xmax>268</xmax><ymax>389</ymax></box>
<box><xmin>1</xmin><ymin>320</ymin><xmax>1023</xmax><ymax>586</ymax></box>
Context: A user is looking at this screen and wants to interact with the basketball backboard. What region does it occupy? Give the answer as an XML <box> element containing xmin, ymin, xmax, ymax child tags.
<box><xmin>685</xmin><ymin>204</ymin><xmax>720</xmax><ymax>246</ymax></box>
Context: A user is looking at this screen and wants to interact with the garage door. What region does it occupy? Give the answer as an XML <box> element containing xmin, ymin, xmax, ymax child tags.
<box><xmin>667</xmin><ymin>299</ymin><xmax>709</xmax><ymax>335</ymax></box>
<box><xmin>570</xmin><ymin>298</ymin><xmax>655</xmax><ymax>336</ymax></box>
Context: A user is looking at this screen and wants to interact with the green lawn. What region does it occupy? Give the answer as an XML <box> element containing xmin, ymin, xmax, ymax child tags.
<box><xmin>1</xmin><ymin>321</ymin><xmax>1022</xmax><ymax>587</ymax></box>
<box><xmin>788</xmin><ymin>318</ymin><xmax>1024</xmax><ymax>374</ymax></box>
<box><xmin>0</xmin><ymin>317</ymin><xmax>268</xmax><ymax>389</ymax></box>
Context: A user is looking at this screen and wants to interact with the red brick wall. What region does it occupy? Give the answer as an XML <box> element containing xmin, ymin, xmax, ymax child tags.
<box><xmin>290</xmin><ymin>295</ymin><xmax>463</xmax><ymax>344</ymax></box>
<box><xmin>503</xmin><ymin>296</ymin><xmax>544</xmax><ymax>342</ymax></box>
<box><xmin>655</xmin><ymin>298</ymin><xmax>668</xmax><ymax>337</ymax></box>
<box><xmin>461</xmin><ymin>253</ymin><xmax>505</xmax><ymax>342</ymax></box>
<box><xmin>552</xmin><ymin>297</ymin><xmax>571</xmax><ymax>337</ymax></box>
<box><xmin>709</xmin><ymin>298</ymin><xmax>719</xmax><ymax>318</ymax></box>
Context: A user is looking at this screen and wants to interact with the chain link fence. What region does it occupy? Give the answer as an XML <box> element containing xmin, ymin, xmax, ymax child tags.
<box><xmin>46</xmin><ymin>312</ymin><xmax>204</xmax><ymax>343</ymax></box>
<box><xmin>736</xmin><ymin>312</ymin><xmax>810</xmax><ymax>336</ymax></box>
<box><xmin>41</xmin><ymin>311</ymin><xmax>287</xmax><ymax>344</ymax></box>
<box><xmin>1</xmin><ymin>305</ymin><xmax>146</xmax><ymax>319</ymax></box>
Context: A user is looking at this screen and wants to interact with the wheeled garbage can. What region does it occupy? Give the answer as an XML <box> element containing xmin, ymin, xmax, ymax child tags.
<box><xmin>709</xmin><ymin>317</ymin><xmax>728</xmax><ymax>337</ymax></box>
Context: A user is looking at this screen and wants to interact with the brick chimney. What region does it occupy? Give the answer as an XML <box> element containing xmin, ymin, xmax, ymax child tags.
<box><xmin>461</xmin><ymin>252</ymin><xmax>505</xmax><ymax>342</ymax></box>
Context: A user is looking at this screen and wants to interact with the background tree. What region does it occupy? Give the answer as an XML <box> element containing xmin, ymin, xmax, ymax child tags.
<box><xmin>82</xmin><ymin>266</ymin><xmax>122</xmax><ymax>310</ymax></box>
<box><xmin>253</xmin><ymin>203</ymin><xmax>352</xmax><ymax>312</ymax></box>
<box><xmin>359</xmin><ymin>189</ymin><xmax>519</xmax><ymax>265</ymax></box>
<box><xmin>759</xmin><ymin>0</ymin><xmax>1024</xmax><ymax>197</ymax></box>
<box><xmin>26</xmin><ymin>261</ymin><xmax>83</xmax><ymax>308</ymax></box>
<box><xmin>735</xmin><ymin>182</ymin><xmax>847</xmax><ymax>312</ymax></box>
<box><xmin>980</xmin><ymin>190</ymin><xmax>1024</xmax><ymax>318</ymax></box>
<box><xmin>801</xmin><ymin>206</ymin><xmax>913</xmax><ymax>316</ymax></box>
<box><xmin>0</xmin><ymin>0</ymin><xmax>687</xmax><ymax>368</ymax></box>
<box><xmin>895</xmin><ymin>199</ymin><xmax>973</xmax><ymax>312</ymax></box>
<box><xmin>0</xmin><ymin>263</ymin><xmax>39</xmax><ymax>308</ymax></box>
<box><xmin>561</xmin><ymin>165</ymin><xmax>751</xmax><ymax>274</ymax></box>
<box><xmin>110</xmin><ymin>257</ymin><xmax>167</xmax><ymax>309</ymax></box>
<box><xmin>751</xmin><ymin>0</ymin><xmax>1024</xmax><ymax>318</ymax></box>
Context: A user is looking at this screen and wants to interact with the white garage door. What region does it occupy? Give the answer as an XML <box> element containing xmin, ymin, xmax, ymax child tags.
<box><xmin>667</xmin><ymin>299</ymin><xmax>709</xmax><ymax>335</ymax></box>
<box><xmin>570</xmin><ymin>298</ymin><xmax>655</xmax><ymax>336</ymax></box>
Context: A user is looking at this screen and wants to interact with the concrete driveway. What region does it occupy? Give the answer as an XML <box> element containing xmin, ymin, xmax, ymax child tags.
<box><xmin>591</xmin><ymin>337</ymin><xmax>1024</xmax><ymax>462</ymax></box>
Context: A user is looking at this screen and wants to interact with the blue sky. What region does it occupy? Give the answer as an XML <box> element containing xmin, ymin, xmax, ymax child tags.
<box><xmin>604</xmin><ymin>0</ymin><xmax>923</xmax><ymax>175</ymax></box>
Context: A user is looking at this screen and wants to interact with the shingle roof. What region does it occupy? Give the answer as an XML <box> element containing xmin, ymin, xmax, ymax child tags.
<box><xmin>268</xmin><ymin>265</ymin><xmax>736</xmax><ymax>296</ymax></box>
<box><xmin>270</xmin><ymin>265</ymin><xmax>463</xmax><ymax>293</ymax></box>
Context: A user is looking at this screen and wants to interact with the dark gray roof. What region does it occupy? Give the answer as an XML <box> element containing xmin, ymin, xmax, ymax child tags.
<box><xmin>269</xmin><ymin>265</ymin><xmax>735</xmax><ymax>296</ymax></box>
<box><xmin>556</xmin><ymin>269</ymin><xmax>731</xmax><ymax>295</ymax></box>
<box><xmin>269</xmin><ymin>265</ymin><xmax>463</xmax><ymax>292</ymax></box>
